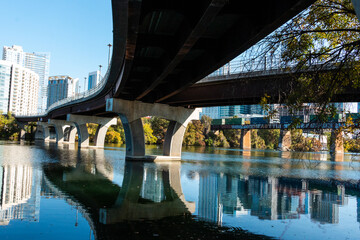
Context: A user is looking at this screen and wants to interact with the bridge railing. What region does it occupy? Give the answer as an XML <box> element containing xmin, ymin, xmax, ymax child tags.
<box><xmin>16</xmin><ymin>60</ymin><xmax>111</xmax><ymax>118</ymax></box>
<box><xmin>200</xmin><ymin>51</ymin><xmax>341</xmax><ymax>83</ymax></box>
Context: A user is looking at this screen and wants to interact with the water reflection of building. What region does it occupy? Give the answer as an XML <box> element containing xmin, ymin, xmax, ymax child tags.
<box><xmin>357</xmin><ymin>197</ymin><xmax>360</xmax><ymax>224</ymax></box>
<box><xmin>198</xmin><ymin>174</ymin><xmax>221</xmax><ymax>224</ymax></box>
<box><xmin>140</xmin><ymin>167</ymin><xmax>165</xmax><ymax>202</ymax></box>
<box><xmin>0</xmin><ymin>165</ymin><xmax>41</xmax><ymax>225</ymax></box>
<box><xmin>198</xmin><ymin>173</ymin><xmax>349</xmax><ymax>225</ymax></box>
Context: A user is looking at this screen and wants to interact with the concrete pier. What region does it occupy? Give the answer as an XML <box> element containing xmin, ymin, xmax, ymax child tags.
<box><xmin>240</xmin><ymin>129</ymin><xmax>251</xmax><ymax>150</ymax></box>
<box><xmin>330</xmin><ymin>129</ymin><xmax>344</xmax><ymax>154</ymax></box>
<box><xmin>279</xmin><ymin>130</ymin><xmax>291</xmax><ymax>151</ymax></box>
<box><xmin>106</xmin><ymin>98</ymin><xmax>198</xmax><ymax>161</ymax></box>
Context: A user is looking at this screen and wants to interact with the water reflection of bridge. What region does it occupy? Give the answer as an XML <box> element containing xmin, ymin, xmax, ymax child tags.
<box><xmin>42</xmin><ymin>158</ymin><xmax>195</xmax><ymax>238</ymax></box>
<box><xmin>198</xmin><ymin>173</ymin><xmax>351</xmax><ymax>225</ymax></box>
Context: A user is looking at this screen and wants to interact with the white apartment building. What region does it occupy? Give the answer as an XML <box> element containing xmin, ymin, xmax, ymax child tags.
<box><xmin>3</xmin><ymin>45</ymin><xmax>50</xmax><ymax>113</ymax></box>
<box><xmin>0</xmin><ymin>60</ymin><xmax>39</xmax><ymax>115</ymax></box>
<box><xmin>0</xmin><ymin>60</ymin><xmax>12</xmax><ymax>113</ymax></box>
<box><xmin>8</xmin><ymin>64</ymin><xmax>39</xmax><ymax>115</ymax></box>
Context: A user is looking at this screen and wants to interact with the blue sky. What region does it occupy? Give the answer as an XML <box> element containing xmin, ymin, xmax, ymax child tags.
<box><xmin>0</xmin><ymin>0</ymin><xmax>112</xmax><ymax>90</ymax></box>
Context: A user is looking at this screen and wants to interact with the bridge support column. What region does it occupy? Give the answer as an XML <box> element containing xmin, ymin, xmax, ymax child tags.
<box><xmin>48</xmin><ymin>120</ymin><xmax>75</xmax><ymax>143</ymax></box>
<box><xmin>163</xmin><ymin>121</ymin><xmax>187</xmax><ymax>157</ymax></box>
<box><xmin>37</xmin><ymin>122</ymin><xmax>50</xmax><ymax>141</ymax></box>
<box><xmin>279</xmin><ymin>130</ymin><xmax>291</xmax><ymax>151</ymax></box>
<box><xmin>240</xmin><ymin>129</ymin><xmax>251</xmax><ymax>150</ymax></box>
<box><xmin>94</xmin><ymin>118</ymin><xmax>117</xmax><ymax>147</ymax></box>
<box><xmin>17</xmin><ymin>122</ymin><xmax>27</xmax><ymax>140</ymax></box>
<box><xmin>67</xmin><ymin>114</ymin><xmax>117</xmax><ymax>148</ymax></box>
<box><xmin>106</xmin><ymin>98</ymin><xmax>198</xmax><ymax>161</ymax></box>
<box><xmin>330</xmin><ymin>129</ymin><xmax>344</xmax><ymax>154</ymax></box>
<box><xmin>68</xmin><ymin>126</ymin><xmax>77</xmax><ymax>144</ymax></box>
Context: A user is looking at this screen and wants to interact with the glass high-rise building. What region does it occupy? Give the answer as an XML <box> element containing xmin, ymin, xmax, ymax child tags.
<box><xmin>47</xmin><ymin>76</ymin><xmax>78</xmax><ymax>108</ymax></box>
<box><xmin>3</xmin><ymin>45</ymin><xmax>50</xmax><ymax>113</ymax></box>
<box><xmin>88</xmin><ymin>70</ymin><xmax>101</xmax><ymax>90</ymax></box>
<box><xmin>200</xmin><ymin>105</ymin><xmax>265</xmax><ymax>119</ymax></box>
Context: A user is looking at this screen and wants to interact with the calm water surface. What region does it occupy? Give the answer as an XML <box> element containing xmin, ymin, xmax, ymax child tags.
<box><xmin>0</xmin><ymin>141</ymin><xmax>360</xmax><ymax>239</ymax></box>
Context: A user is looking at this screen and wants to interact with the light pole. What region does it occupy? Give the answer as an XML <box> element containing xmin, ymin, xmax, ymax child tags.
<box><xmin>84</xmin><ymin>77</ymin><xmax>87</xmax><ymax>92</ymax></box>
<box><xmin>99</xmin><ymin>65</ymin><xmax>102</xmax><ymax>83</ymax></box>
<box><xmin>107</xmin><ymin>43</ymin><xmax>112</xmax><ymax>65</ymax></box>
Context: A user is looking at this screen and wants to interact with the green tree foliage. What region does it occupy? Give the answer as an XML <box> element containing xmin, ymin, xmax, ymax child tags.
<box><xmin>261</xmin><ymin>0</ymin><xmax>360</xmax><ymax>113</ymax></box>
<box><xmin>201</xmin><ymin>115</ymin><xmax>212</xmax><ymax>135</ymax></box>
<box><xmin>251</xmin><ymin>129</ymin><xmax>266</xmax><ymax>149</ymax></box>
<box><xmin>149</xmin><ymin>117</ymin><xmax>169</xmax><ymax>144</ymax></box>
<box><xmin>223</xmin><ymin>129</ymin><xmax>241</xmax><ymax>147</ymax></box>
<box><xmin>290</xmin><ymin>129</ymin><xmax>322</xmax><ymax>151</ymax></box>
<box><xmin>258</xmin><ymin>129</ymin><xmax>280</xmax><ymax>149</ymax></box>
<box><xmin>183</xmin><ymin>120</ymin><xmax>205</xmax><ymax>146</ymax></box>
<box><xmin>143</xmin><ymin>123</ymin><xmax>157</xmax><ymax>144</ymax></box>
<box><xmin>105</xmin><ymin>127</ymin><xmax>123</xmax><ymax>144</ymax></box>
<box><xmin>0</xmin><ymin>112</ymin><xmax>19</xmax><ymax>140</ymax></box>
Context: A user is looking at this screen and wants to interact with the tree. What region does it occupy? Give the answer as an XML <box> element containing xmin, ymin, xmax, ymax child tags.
<box><xmin>0</xmin><ymin>112</ymin><xmax>19</xmax><ymax>140</ymax></box>
<box><xmin>143</xmin><ymin>123</ymin><xmax>157</xmax><ymax>144</ymax></box>
<box><xmin>149</xmin><ymin>117</ymin><xmax>169</xmax><ymax>144</ymax></box>
<box><xmin>258</xmin><ymin>0</ymin><xmax>360</xmax><ymax>115</ymax></box>
<box><xmin>183</xmin><ymin>120</ymin><xmax>205</xmax><ymax>146</ymax></box>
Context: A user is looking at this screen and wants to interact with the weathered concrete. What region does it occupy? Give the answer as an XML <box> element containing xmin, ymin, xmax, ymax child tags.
<box><xmin>163</xmin><ymin>121</ymin><xmax>187</xmax><ymax>157</ymax></box>
<box><xmin>66</xmin><ymin>114</ymin><xmax>117</xmax><ymax>148</ymax></box>
<box><xmin>20</xmin><ymin>129</ymin><xmax>26</xmax><ymax>140</ymax></box>
<box><xmin>48</xmin><ymin>120</ymin><xmax>75</xmax><ymax>143</ymax></box>
<box><xmin>106</xmin><ymin>98</ymin><xmax>197</xmax><ymax>160</ymax></box>
<box><xmin>240</xmin><ymin>129</ymin><xmax>251</xmax><ymax>150</ymax></box>
<box><xmin>330</xmin><ymin>129</ymin><xmax>344</xmax><ymax>154</ymax></box>
<box><xmin>93</xmin><ymin>118</ymin><xmax>117</xmax><ymax>147</ymax></box>
<box><xmin>17</xmin><ymin>122</ymin><xmax>27</xmax><ymax>139</ymax></box>
<box><xmin>34</xmin><ymin>125</ymin><xmax>44</xmax><ymax>140</ymax></box>
<box><xmin>37</xmin><ymin>122</ymin><xmax>50</xmax><ymax>141</ymax></box>
<box><xmin>279</xmin><ymin>130</ymin><xmax>292</xmax><ymax>151</ymax></box>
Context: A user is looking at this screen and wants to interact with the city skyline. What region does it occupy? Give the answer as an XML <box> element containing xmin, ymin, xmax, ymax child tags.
<box><xmin>0</xmin><ymin>0</ymin><xmax>112</xmax><ymax>92</ymax></box>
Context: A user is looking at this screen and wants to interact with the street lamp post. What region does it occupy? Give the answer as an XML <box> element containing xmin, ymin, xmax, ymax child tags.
<box><xmin>84</xmin><ymin>77</ymin><xmax>87</xmax><ymax>92</ymax></box>
<box><xmin>99</xmin><ymin>65</ymin><xmax>102</xmax><ymax>83</ymax></box>
<box><xmin>107</xmin><ymin>43</ymin><xmax>112</xmax><ymax>65</ymax></box>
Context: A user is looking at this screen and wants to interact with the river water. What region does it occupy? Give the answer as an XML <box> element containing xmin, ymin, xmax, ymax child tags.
<box><xmin>0</xmin><ymin>141</ymin><xmax>359</xmax><ymax>239</ymax></box>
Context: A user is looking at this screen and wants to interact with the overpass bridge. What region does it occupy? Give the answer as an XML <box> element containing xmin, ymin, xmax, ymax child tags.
<box><xmin>15</xmin><ymin>0</ymin><xmax>318</xmax><ymax>160</ymax></box>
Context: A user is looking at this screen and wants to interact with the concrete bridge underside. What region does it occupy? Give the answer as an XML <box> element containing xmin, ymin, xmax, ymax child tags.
<box><xmin>16</xmin><ymin>0</ymin><xmax>317</xmax><ymax>160</ymax></box>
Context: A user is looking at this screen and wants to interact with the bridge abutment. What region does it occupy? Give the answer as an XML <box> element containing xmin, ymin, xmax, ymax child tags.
<box><xmin>106</xmin><ymin>98</ymin><xmax>197</xmax><ymax>161</ymax></box>
<box><xmin>278</xmin><ymin>130</ymin><xmax>291</xmax><ymax>151</ymax></box>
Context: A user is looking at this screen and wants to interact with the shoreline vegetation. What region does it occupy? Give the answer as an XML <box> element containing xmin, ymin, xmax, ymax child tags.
<box><xmin>2</xmin><ymin>113</ymin><xmax>360</xmax><ymax>153</ymax></box>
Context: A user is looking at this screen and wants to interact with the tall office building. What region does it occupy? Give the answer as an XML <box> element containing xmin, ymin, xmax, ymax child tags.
<box><xmin>88</xmin><ymin>70</ymin><xmax>101</xmax><ymax>90</ymax></box>
<box><xmin>0</xmin><ymin>60</ymin><xmax>39</xmax><ymax>115</ymax></box>
<box><xmin>47</xmin><ymin>76</ymin><xmax>78</xmax><ymax>108</ymax></box>
<box><xmin>3</xmin><ymin>45</ymin><xmax>50</xmax><ymax>113</ymax></box>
